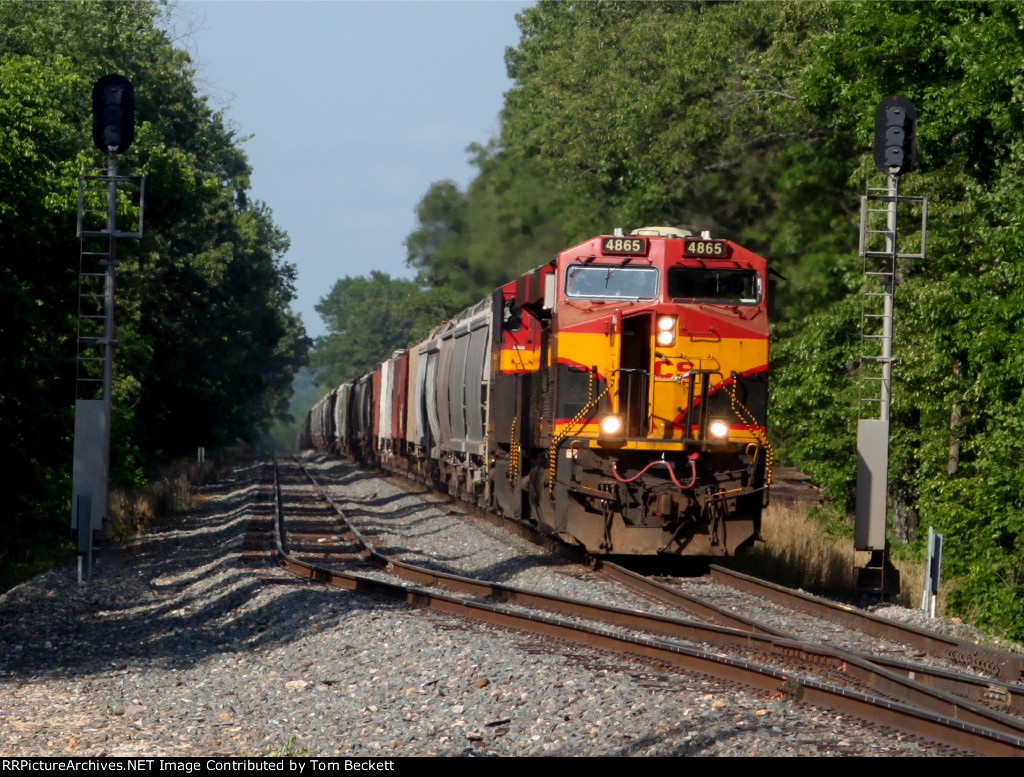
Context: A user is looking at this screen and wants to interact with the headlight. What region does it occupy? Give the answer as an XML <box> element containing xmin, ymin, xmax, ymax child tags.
<box><xmin>600</xmin><ymin>414</ymin><xmax>624</xmax><ymax>436</ymax></box>
<box><xmin>708</xmin><ymin>420</ymin><xmax>729</xmax><ymax>439</ymax></box>
<box><xmin>656</xmin><ymin>315</ymin><xmax>676</xmax><ymax>346</ymax></box>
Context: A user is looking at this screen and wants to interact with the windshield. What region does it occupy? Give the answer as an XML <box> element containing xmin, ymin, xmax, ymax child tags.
<box><xmin>565</xmin><ymin>264</ymin><xmax>659</xmax><ymax>300</ymax></box>
<box><xmin>668</xmin><ymin>267</ymin><xmax>760</xmax><ymax>304</ymax></box>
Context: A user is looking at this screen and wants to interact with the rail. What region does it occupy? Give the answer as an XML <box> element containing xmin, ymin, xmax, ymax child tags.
<box><xmin>708</xmin><ymin>565</ymin><xmax>1024</xmax><ymax>683</ymax></box>
<box><xmin>268</xmin><ymin>457</ymin><xmax>1024</xmax><ymax>755</ymax></box>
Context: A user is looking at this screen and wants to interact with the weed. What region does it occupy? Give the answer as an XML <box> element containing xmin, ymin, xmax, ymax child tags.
<box><xmin>265</xmin><ymin>736</ymin><xmax>306</xmax><ymax>757</ymax></box>
<box><xmin>725</xmin><ymin>502</ymin><xmax>944</xmax><ymax>610</ymax></box>
<box><xmin>109</xmin><ymin>459</ymin><xmax>221</xmax><ymax>543</ymax></box>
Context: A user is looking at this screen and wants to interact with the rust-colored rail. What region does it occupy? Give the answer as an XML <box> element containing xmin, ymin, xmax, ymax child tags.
<box><xmin>301</xmin><ymin>456</ymin><xmax>1024</xmax><ymax>718</ymax></box>
<box><xmin>598</xmin><ymin>559</ymin><xmax>1024</xmax><ymax>716</ymax></box>
<box><xmin>272</xmin><ymin>458</ymin><xmax>1024</xmax><ymax>755</ymax></box>
<box><xmin>709</xmin><ymin>565</ymin><xmax>1024</xmax><ymax>683</ymax></box>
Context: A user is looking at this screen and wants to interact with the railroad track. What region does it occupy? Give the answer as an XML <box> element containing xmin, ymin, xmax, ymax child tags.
<box><xmin>357</xmin><ymin>456</ymin><xmax>1024</xmax><ymax>700</ymax></box>
<box><xmin>363</xmin><ymin>456</ymin><xmax>1024</xmax><ymax>690</ymax></box>
<box><xmin>596</xmin><ymin>560</ymin><xmax>1024</xmax><ymax>717</ymax></box>
<box><xmin>707</xmin><ymin>565</ymin><xmax>1024</xmax><ymax>683</ymax></box>
<box><xmin>269</xmin><ymin>455</ymin><xmax>1024</xmax><ymax>756</ymax></box>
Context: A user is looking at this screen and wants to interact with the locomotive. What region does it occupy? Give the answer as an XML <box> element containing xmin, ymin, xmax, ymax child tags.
<box><xmin>301</xmin><ymin>226</ymin><xmax>772</xmax><ymax>556</ymax></box>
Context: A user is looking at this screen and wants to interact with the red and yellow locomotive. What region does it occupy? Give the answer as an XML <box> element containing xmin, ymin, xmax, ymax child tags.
<box><xmin>302</xmin><ymin>226</ymin><xmax>771</xmax><ymax>557</ymax></box>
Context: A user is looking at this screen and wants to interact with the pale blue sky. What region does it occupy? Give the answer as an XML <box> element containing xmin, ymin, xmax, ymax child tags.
<box><xmin>175</xmin><ymin>1</ymin><xmax>531</xmax><ymax>338</ymax></box>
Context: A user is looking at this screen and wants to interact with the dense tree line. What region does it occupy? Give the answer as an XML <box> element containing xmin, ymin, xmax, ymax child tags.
<box><xmin>310</xmin><ymin>273</ymin><xmax>461</xmax><ymax>389</ymax></box>
<box><xmin>0</xmin><ymin>2</ymin><xmax>308</xmax><ymax>589</ymax></box>
<box><xmin>314</xmin><ymin>1</ymin><xmax>1024</xmax><ymax>637</ymax></box>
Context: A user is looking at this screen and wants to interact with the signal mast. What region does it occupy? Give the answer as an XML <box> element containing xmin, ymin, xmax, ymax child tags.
<box><xmin>854</xmin><ymin>96</ymin><xmax>928</xmax><ymax>596</ymax></box>
<box><xmin>71</xmin><ymin>75</ymin><xmax>144</xmax><ymax>583</ymax></box>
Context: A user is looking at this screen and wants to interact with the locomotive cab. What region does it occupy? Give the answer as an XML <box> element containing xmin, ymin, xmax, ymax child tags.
<box><xmin>517</xmin><ymin>226</ymin><xmax>771</xmax><ymax>555</ymax></box>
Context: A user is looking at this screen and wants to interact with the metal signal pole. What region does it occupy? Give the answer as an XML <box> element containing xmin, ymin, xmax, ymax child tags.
<box><xmin>71</xmin><ymin>75</ymin><xmax>143</xmax><ymax>583</ymax></box>
<box><xmin>854</xmin><ymin>96</ymin><xmax>927</xmax><ymax>597</ymax></box>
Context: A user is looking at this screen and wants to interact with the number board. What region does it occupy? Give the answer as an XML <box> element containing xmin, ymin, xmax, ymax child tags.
<box><xmin>683</xmin><ymin>238</ymin><xmax>731</xmax><ymax>258</ymax></box>
<box><xmin>601</xmin><ymin>237</ymin><xmax>649</xmax><ymax>256</ymax></box>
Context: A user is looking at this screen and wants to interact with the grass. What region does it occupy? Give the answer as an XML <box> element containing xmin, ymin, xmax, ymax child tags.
<box><xmin>725</xmin><ymin>502</ymin><xmax>942</xmax><ymax>611</ymax></box>
<box><xmin>108</xmin><ymin>458</ymin><xmax>222</xmax><ymax>544</ymax></box>
<box><xmin>265</xmin><ymin>736</ymin><xmax>307</xmax><ymax>757</ymax></box>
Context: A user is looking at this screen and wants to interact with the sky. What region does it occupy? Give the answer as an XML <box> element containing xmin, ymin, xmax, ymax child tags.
<box><xmin>174</xmin><ymin>1</ymin><xmax>531</xmax><ymax>339</ymax></box>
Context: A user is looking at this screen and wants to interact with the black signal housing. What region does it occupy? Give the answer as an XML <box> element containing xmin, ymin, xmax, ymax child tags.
<box><xmin>92</xmin><ymin>74</ymin><xmax>135</xmax><ymax>154</ymax></box>
<box><xmin>873</xmin><ymin>96</ymin><xmax>916</xmax><ymax>175</ymax></box>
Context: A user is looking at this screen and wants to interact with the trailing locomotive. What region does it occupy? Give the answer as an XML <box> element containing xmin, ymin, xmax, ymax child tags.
<box><xmin>301</xmin><ymin>226</ymin><xmax>771</xmax><ymax>556</ymax></box>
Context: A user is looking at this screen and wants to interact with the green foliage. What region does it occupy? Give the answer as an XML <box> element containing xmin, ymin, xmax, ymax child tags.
<box><xmin>0</xmin><ymin>1</ymin><xmax>308</xmax><ymax>591</ymax></box>
<box><xmin>770</xmin><ymin>273</ymin><xmax>862</xmax><ymax>509</ymax></box>
<box><xmin>0</xmin><ymin>53</ymin><xmax>84</xmax><ymax>589</ymax></box>
<box><xmin>311</xmin><ymin>272</ymin><xmax>464</xmax><ymax>389</ymax></box>
<box><xmin>402</xmin><ymin>2</ymin><xmax>861</xmax><ymax>319</ymax></box>
<box><xmin>404</xmin><ymin>141</ymin><xmax>602</xmax><ymax>303</ymax></box>
<box><xmin>501</xmin><ymin>0</ymin><xmax>856</xmax><ymax>319</ymax></box>
<box><xmin>264</xmin><ymin>736</ymin><xmax>306</xmax><ymax>757</ymax></box>
<box><xmin>770</xmin><ymin>1</ymin><xmax>1024</xmax><ymax>638</ymax></box>
<box><xmin>387</xmin><ymin>0</ymin><xmax>1024</xmax><ymax>638</ymax></box>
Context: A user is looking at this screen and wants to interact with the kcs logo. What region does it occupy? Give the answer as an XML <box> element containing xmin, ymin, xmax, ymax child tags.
<box><xmin>653</xmin><ymin>359</ymin><xmax>694</xmax><ymax>378</ymax></box>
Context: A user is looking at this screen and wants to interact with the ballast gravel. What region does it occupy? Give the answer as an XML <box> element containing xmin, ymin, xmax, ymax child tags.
<box><xmin>0</xmin><ymin>458</ymin><xmax>946</xmax><ymax>756</ymax></box>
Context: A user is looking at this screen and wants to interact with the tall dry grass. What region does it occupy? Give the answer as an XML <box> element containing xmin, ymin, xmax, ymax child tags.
<box><xmin>726</xmin><ymin>502</ymin><xmax>940</xmax><ymax>611</ymax></box>
<box><xmin>108</xmin><ymin>459</ymin><xmax>220</xmax><ymax>544</ymax></box>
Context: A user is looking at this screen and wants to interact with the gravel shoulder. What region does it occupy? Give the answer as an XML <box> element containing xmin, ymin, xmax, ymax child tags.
<box><xmin>0</xmin><ymin>458</ymin><xmax>942</xmax><ymax>756</ymax></box>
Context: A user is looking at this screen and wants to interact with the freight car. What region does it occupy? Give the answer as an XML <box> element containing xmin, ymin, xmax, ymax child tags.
<box><xmin>301</xmin><ymin>226</ymin><xmax>772</xmax><ymax>556</ymax></box>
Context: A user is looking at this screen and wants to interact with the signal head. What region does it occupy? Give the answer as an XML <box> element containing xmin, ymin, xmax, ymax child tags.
<box><xmin>873</xmin><ymin>96</ymin><xmax>916</xmax><ymax>175</ymax></box>
<box><xmin>92</xmin><ymin>74</ymin><xmax>135</xmax><ymax>154</ymax></box>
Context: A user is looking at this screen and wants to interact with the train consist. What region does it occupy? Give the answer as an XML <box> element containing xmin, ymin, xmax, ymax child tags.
<box><xmin>301</xmin><ymin>226</ymin><xmax>772</xmax><ymax>556</ymax></box>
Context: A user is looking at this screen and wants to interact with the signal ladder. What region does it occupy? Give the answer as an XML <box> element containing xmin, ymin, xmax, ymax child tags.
<box><xmin>75</xmin><ymin>237</ymin><xmax>111</xmax><ymax>401</ymax></box>
<box><xmin>74</xmin><ymin>170</ymin><xmax>143</xmax><ymax>401</ymax></box>
<box><xmin>857</xmin><ymin>186</ymin><xmax>928</xmax><ymax>420</ymax></box>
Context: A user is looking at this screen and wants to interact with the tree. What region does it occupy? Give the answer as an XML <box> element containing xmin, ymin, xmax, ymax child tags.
<box><xmin>312</xmin><ymin>273</ymin><xmax>462</xmax><ymax>389</ymax></box>
<box><xmin>0</xmin><ymin>1</ymin><xmax>308</xmax><ymax>590</ymax></box>
<box><xmin>773</xmin><ymin>1</ymin><xmax>1024</xmax><ymax>636</ymax></box>
<box><xmin>396</xmin><ymin>0</ymin><xmax>1024</xmax><ymax>637</ymax></box>
<box><xmin>0</xmin><ymin>54</ymin><xmax>84</xmax><ymax>587</ymax></box>
<box><xmin>501</xmin><ymin>0</ymin><xmax>853</xmax><ymax>318</ymax></box>
<box><xmin>404</xmin><ymin>141</ymin><xmax>605</xmax><ymax>304</ymax></box>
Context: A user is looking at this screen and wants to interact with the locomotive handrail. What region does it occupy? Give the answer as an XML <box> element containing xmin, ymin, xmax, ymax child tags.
<box><xmin>547</xmin><ymin>384</ymin><xmax>612</xmax><ymax>493</ymax></box>
<box><xmin>679</xmin><ymin>324</ymin><xmax>720</xmax><ymax>340</ymax></box>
